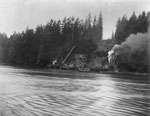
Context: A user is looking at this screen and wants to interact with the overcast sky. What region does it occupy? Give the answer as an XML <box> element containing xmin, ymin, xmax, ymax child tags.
<box><xmin>0</xmin><ymin>0</ymin><xmax>149</xmax><ymax>39</ymax></box>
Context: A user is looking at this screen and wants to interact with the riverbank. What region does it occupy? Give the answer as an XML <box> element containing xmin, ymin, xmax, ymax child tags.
<box><xmin>46</xmin><ymin>67</ymin><xmax>150</xmax><ymax>77</ymax></box>
<box><xmin>21</xmin><ymin>67</ymin><xmax>149</xmax><ymax>81</ymax></box>
<box><xmin>19</xmin><ymin>68</ymin><xmax>149</xmax><ymax>83</ymax></box>
<box><xmin>98</xmin><ymin>70</ymin><xmax>149</xmax><ymax>76</ymax></box>
<box><xmin>0</xmin><ymin>63</ymin><xmax>149</xmax><ymax>77</ymax></box>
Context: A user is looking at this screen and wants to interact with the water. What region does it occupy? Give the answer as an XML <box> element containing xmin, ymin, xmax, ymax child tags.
<box><xmin>0</xmin><ymin>65</ymin><xmax>149</xmax><ymax>116</ymax></box>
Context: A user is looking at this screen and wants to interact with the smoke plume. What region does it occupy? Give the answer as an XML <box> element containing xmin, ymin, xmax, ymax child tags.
<box><xmin>108</xmin><ymin>15</ymin><xmax>150</xmax><ymax>72</ymax></box>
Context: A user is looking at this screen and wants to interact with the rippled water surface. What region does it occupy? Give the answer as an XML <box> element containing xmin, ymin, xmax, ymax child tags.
<box><xmin>0</xmin><ymin>65</ymin><xmax>149</xmax><ymax>116</ymax></box>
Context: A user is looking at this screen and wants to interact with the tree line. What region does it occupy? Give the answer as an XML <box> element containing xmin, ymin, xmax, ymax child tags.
<box><xmin>0</xmin><ymin>13</ymin><xmax>103</xmax><ymax>66</ymax></box>
<box><xmin>114</xmin><ymin>11</ymin><xmax>149</xmax><ymax>44</ymax></box>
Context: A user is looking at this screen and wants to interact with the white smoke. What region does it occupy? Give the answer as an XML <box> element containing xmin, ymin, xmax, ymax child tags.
<box><xmin>108</xmin><ymin>44</ymin><xmax>121</xmax><ymax>65</ymax></box>
<box><xmin>108</xmin><ymin>15</ymin><xmax>150</xmax><ymax>72</ymax></box>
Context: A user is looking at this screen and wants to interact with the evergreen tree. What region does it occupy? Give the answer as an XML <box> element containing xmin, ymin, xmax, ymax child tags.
<box><xmin>128</xmin><ymin>12</ymin><xmax>137</xmax><ymax>34</ymax></box>
<box><xmin>115</xmin><ymin>16</ymin><xmax>128</xmax><ymax>44</ymax></box>
<box><xmin>97</xmin><ymin>12</ymin><xmax>103</xmax><ymax>41</ymax></box>
<box><xmin>37</xmin><ymin>44</ymin><xmax>48</xmax><ymax>66</ymax></box>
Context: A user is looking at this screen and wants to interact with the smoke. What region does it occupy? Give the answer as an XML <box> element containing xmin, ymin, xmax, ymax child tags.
<box><xmin>108</xmin><ymin>44</ymin><xmax>121</xmax><ymax>66</ymax></box>
<box><xmin>122</xmin><ymin>33</ymin><xmax>149</xmax><ymax>53</ymax></box>
<box><xmin>108</xmin><ymin>15</ymin><xmax>150</xmax><ymax>72</ymax></box>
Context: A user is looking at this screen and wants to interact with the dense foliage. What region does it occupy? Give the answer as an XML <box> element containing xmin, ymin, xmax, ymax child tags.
<box><xmin>0</xmin><ymin>13</ymin><xmax>103</xmax><ymax>66</ymax></box>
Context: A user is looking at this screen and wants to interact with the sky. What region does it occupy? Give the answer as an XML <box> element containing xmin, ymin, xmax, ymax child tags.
<box><xmin>0</xmin><ymin>0</ymin><xmax>149</xmax><ymax>39</ymax></box>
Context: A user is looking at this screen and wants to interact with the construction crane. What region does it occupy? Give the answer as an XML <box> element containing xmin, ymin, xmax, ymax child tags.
<box><xmin>62</xmin><ymin>45</ymin><xmax>75</xmax><ymax>64</ymax></box>
<box><xmin>49</xmin><ymin>45</ymin><xmax>75</xmax><ymax>69</ymax></box>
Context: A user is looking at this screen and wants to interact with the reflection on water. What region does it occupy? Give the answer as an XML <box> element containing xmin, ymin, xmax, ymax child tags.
<box><xmin>0</xmin><ymin>65</ymin><xmax>149</xmax><ymax>116</ymax></box>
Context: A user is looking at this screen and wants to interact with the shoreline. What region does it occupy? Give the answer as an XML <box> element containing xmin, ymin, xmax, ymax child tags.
<box><xmin>98</xmin><ymin>70</ymin><xmax>149</xmax><ymax>76</ymax></box>
<box><xmin>0</xmin><ymin>63</ymin><xmax>149</xmax><ymax>77</ymax></box>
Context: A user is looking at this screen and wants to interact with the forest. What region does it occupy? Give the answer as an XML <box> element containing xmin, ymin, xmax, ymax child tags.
<box><xmin>0</xmin><ymin>13</ymin><xmax>102</xmax><ymax>66</ymax></box>
<box><xmin>0</xmin><ymin>11</ymin><xmax>149</xmax><ymax>72</ymax></box>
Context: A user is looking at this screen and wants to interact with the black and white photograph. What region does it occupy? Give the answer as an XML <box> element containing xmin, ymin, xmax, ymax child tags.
<box><xmin>0</xmin><ymin>0</ymin><xmax>150</xmax><ymax>116</ymax></box>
